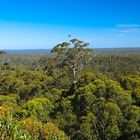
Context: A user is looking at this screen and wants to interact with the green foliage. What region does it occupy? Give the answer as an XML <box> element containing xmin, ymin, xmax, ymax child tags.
<box><xmin>0</xmin><ymin>95</ymin><xmax>17</xmax><ymax>105</ymax></box>
<box><xmin>77</xmin><ymin>112</ymin><xmax>97</xmax><ymax>140</ymax></box>
<box><xmin>0</xmin><ymin>39</ymin><xmax>140</xmax><ymax>139</ymax></box>
<box><xmin>133</xmin><ymin>88</ymin><xmax>140</xmax><ymax>105</ymax></box>
<box><xmin>0</xmin><ymin>114</ymin><xmax>31</xmax><ymax>140</ymax></box>
<box><xmin>0</xmin><ymin>50</ymin><xmax>6</xmax><ymax>55</ymax></box>
<box><xmin>42</xmin><ymin>122</ymin><xmax>70</xmax><ymax>140</ymax></box>
<box><xmin>21</xmin><ymin>117</ymin><xmax>42</xmax><ymax>139</ymax></box>
<box><xmin>21</xmin><ymin>98</ymin><xmax>54</xmax><ymax>122</ymax></box>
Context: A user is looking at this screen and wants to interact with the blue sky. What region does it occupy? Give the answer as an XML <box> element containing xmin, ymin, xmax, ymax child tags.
<box><xmin>0</xmin><ymin>0</ymin><xmax>140</xmax><ymax>49</ymax></box>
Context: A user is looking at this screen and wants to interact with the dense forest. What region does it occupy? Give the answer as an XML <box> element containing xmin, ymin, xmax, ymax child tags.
<box><xmin>0</xmin><ymin>39</ymin><xmax>140</xmax><ymax>140</ymax></box>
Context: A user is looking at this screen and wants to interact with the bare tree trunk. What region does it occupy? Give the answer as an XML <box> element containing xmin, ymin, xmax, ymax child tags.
<box><xmin>73</xmin><ymin>67</ymin><xmax>77</xmax><ymax>83</ymax></box>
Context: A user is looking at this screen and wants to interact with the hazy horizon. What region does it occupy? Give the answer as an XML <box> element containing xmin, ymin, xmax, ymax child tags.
<box><xmin>4</xmin><ymin>47</ymin><xmax>140</xmax><ymax>51</ymax></box>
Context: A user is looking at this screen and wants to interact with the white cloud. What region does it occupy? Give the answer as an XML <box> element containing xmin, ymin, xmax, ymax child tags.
<box><xmin>116</xmin><ymin>24</ymin><xmax>140</xmax><ymax>28</ymax></box>
<box><xmin>111</xmin><ymin>29</ymin><xmax>129</xmax><ymax>33</ymax></box>
<box><xmin>111</xmin><ymin>24</ymin><xmax>140</xmax><ymax>33</ymax></box>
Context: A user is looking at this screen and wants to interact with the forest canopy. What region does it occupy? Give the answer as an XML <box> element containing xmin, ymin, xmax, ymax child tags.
<box><xmin>0</xmin><ymin>39</ymin><xmax>140</xmax><ymax>140</ymax></box>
